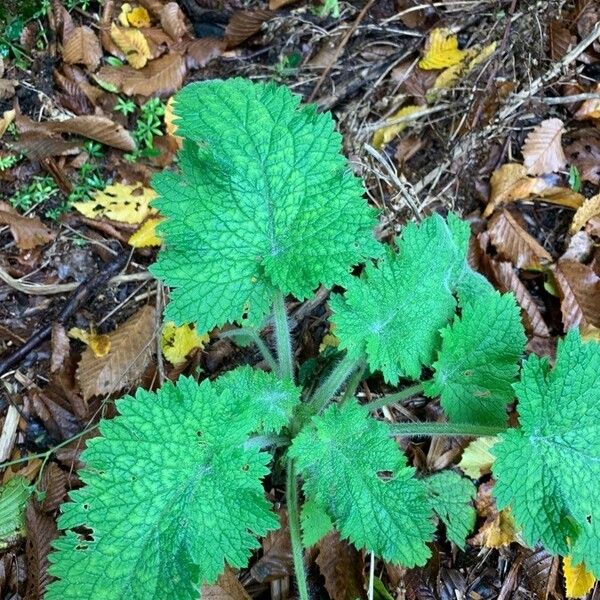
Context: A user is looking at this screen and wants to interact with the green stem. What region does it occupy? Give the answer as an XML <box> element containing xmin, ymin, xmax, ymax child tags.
<box><xmin>273</xmin><ymin>292</ymin><xmax>294</xmax><ymax>381</ymax></box>
<box><xmin>244</xmin><ymin>434</ymin><xmax>289</xmax><ymax>450</ymax></box>
<box><xmin>341</xmin><ymin>363</ymin><xmax>366</xmax><ymax>403</ymax></box>
<box><xmin>366</xmin><ymin>383</ymin><xmax>424</xmax><ymax>412</ymax></box>
<box><xmin>308</xmin><ymin>353</ymin><xmax>363</xmax><ymax>414</ymax></box>
<box><xmin>219</xmin><ymin>328</ymin><xmax>279</xmax><ymax>373</ymax></box>
<box><xmin>389</xmin><ymin>422</ymin><xmax>507</xmax><ymax>438</ymax></box>
<box><xmin>286</xmin><ymin>458</ymin><xmax>310</xmax><ymax>600</ymax></box>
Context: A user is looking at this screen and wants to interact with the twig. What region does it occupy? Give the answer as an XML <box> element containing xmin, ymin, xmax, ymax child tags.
<box><xmin>362</xmin><ymin>104</ymin><xmax>450</xmax><ymax>133</ymax></box>
<box><xmin>0</xmin><ymin>254</ymin><xmax>128</xmax><ymax>376</ymax></box>
<box><xmin>540</xmin><ymin>92</ymin><xmax>600</xmax><ymax>104</ymax></box>
<box><xmin>307</xmin><ymin>0</ymin><xmax>376</xmax><ymax>103</ymax></box>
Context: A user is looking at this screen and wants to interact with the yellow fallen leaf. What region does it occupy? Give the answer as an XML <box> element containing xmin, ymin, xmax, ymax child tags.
<box><xmin>570</xmin><ymin>193</ymin><xmax>600</xmax><ymax>233</ymax></box>
<box><xmin>433</xmin><ymin>61</ymin><xmax>466</xmax><ymax>90</ymax></box>
<box><xmin>68</xmin><ymin>327</ymin><xmax>111</xmax><ymax>358</ymax></box>
<box><xmin>458</xmin><ymin>437</ymin><xmax>498</xmax><ymax>479</ymax></box>
<box><xmin>118</xmin><ymin>3</ymin><xmax>133</xmax><ymax>27</ymax></box>
<box><xmin>161</xmin><ymin>322</ymin><xmax>209</xmax><ymax>365</ymax></box>
<box><xmin>129</xmin><ymin>217</ymin><xmax>163</xmax><ymax>248</ymax></box>
<box><xmin>74</xmin><ymin>182</ymin><xmax>157</xmax><ymax>224</ymax></box>
<box><xmin>0</xmin><ymin>109</ymin><xmax>15</xmax><ymax>138</ymax></box>
<box><xmin>563</xmin><ymin>557</ymin><xmax>596</xmax><ymax>598</ymax></box>
<box><xmin>372</xmin><ymin>104</ymin><xmax>422</xmax><ymax>149</ymax></box>
<box><xmin>473</xmin><ymin>507</ymin><xmax>518</xmax><ymax>548</ymax></box>
<box><xmin>164</xmin><ymin>96</ymin><xmax>183</xmax><ymax>147</ymax></box>
<box><xmin>469</xmin><ymin>41</ymin><xmax>497</xmax><ymax>68</ymax></box>
<box><xmin>419</xmin><ymin>27</ymin><xmax>465</xmax><ymax>70</ymax></box>
<box><xmin>110</xmin><ymin>24</ymin><xmax>151</xmax><ymax>69</ymax></box>
<box><xmin>127</xmin><ymin>6</ymin><xmax>151</xmax><ymax>28</ymax></box>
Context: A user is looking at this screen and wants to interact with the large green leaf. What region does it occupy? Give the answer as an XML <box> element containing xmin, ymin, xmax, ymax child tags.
<box><xmin>151</xmin><ymin>79</ymin><xmax>381</xmax><ymax>330</ymax></box>
<box><xmin>47</xmin><ymin>375</ymin><xmax>279</xmax><ymax>599</ymax></box>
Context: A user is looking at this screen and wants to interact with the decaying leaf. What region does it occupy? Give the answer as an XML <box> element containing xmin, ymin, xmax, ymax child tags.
<box><xmin>45</xmin><ymin>116</ymin><xmax>136</xmax><ymax>151</ymax></box>
<box><xmin>161</xmin><ymin>322</ymin><xmax>209</xmax><ymax>365</ymax></box>
<box><xmin>372</xmin><ymin>105</ymin><xmax>422</xmax><ymax>149</ymax></box>
<box><xmin>224</xmin><ymin>10</ymin><xmax>272</xmax><ymax>49</ymax></box>
<box><xmin>50</xmin><ymin>323</ymin><xmax>70</xmax><ymax>374</ymax></box>
<box><xmin>522</xmin><ymin>118</ymin><xmax>567</xmax><ymax>175</ymax></box>
<box><xmin>458</xmin><ymin>437</ymin><xmax>498</xmax><ymax>480</ymax></box>
<box><xmin>68</xmin><ymin>327</ymin><xmax>111</xmax><ymax>358</ymax></box>
<box><xmin>487</xmin><ymin>210</ymin><xmax>553</xmax><ymax>270</ymax></box>
<box><xmin>563</xmin><ymin>557</ymin><xmax>596</xmax><ymax>599</ymax></box>
<box><xmin>574</xmin><ymin>84</ymin><xmax>600</xmax><ymax>122</ymax></box>
<box><xmin>0</xmin><ymin>108</ymin><xmax>15</xmax><ymax>138</ymax></box>
<box><xmin>552</xmin><ymin>261</ymin><xmax>600</xmax><ymax>330</ymax></box>
<box><xmin>74</xmin><ymin>182</ymin><xmax>157</xmax><ymax>224</ymax></box>
<box><xmin>127</xmin><ymin>6</ymin><xmax>151</xmax><ymax>28</ymax></box>
<box><xmin>570</xmin><ymin>193</ymin><xmax>600</xmax><ymax>233</ymax></box>
<box><xmin>76</xmin><ymin>305</ymin><xmax>156</xmax><ymax>400</ymax></box>
<box><xmin>160</xmin><ymin>2</ymin><xmax>188</xmax><ymax>41</ymax></box>
<box><xmin>0</xmin><ymin>201</ymin><xmax>55</xmax><ymax>250</ymax></box>
<box><xmin>38</xmin><ymin>463</ymin><xmax>68</xmax><ymax>514</ymax></box>
<box><xmin>25</xmin><ymin>504</ymin><xmax>58</xmax><ymax>600</ymax></box>
<box><xmin>419</xmin><ymin>27</ymin><xmax>465</xmax><ymax>70</ymax></box>
<box><xmin>62</xmin><ymin>26</ymin><xmax>102</xmax><ymax>71</ymax></box>
<box><xmin>316</xmin><ymin>532</ymin><xmax>366</xmax><ymax>600</ymax></box>
<box><xmin>471</xmin><ymin>482</ymin><xmax>518</xmax><ymax>549</ymax></box>
<box><xmin>566</xmin><ymin>131</ymin><xmax>600</xmax><ymax>185</ymax></box>
<box><xmin>128</xmin><ymin>217</ymin><xmax>163</xmax><ymax>247</ymax></box>
<box><xmin>432</xmin><ymin>41</ymin><xmax>496</xmax><ymax>91</ymax></box>
<box><xmin>110</xmin><ymin>24</ymin><xmax>152</xmax><ymax>69</ymax></box>
<box><xmin>163</xmin><ymin>96</ymin><xmax>182</xmax><ymax>145</ymax></box>
<box><xmin>251</xmin><ymin>511</ymin><xmax>292</xmax><ymax>583</ymax></box>
<box><xmin>201</xmin><ymin>569</ymin><xmax>252</xmax><ymax>600</ymax></box>
<box><xmin>96</xmin><ymin>53</ymin><xmax>186</xmax><ymax>97</ymax></box>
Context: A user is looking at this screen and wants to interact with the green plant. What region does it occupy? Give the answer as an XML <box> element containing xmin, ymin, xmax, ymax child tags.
<box><xmin>46</xmin><ymin>79</ymin><xmax>600</xmax><ymax>599</ymax></box>
<box><xmin>114</xmin><ymin>97</ymin><xmax>136</xmax><ymax>116</ymax></box>
<box><xmin>10</xmin><ymin>174</ymin><xmax>59</xmax><ymax>211</ymax></box>
<box><xmin>124</xmin><ymin>97</ymin><xmax>166</xmax><ymax>162</ymax></box>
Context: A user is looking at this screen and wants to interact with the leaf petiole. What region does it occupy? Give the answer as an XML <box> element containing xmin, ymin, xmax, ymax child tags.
<box><xmin>365</xmin><ymin>382</ymin><xmax>425</xmax><ymax>411</ymax></box>
<box><xmin>389</xmin><ymin>422</ymin><xmax>508</xmax><ymax>438</ymax></box>
<box><xmin>219</xmin><ymin>328</ymin><xmax>279</xmax><ymax>373</ymax></box>
<box><xmin>273</xmin><ymin>292</ymin><xmax>295</xmax><ymax>381</ymax></box>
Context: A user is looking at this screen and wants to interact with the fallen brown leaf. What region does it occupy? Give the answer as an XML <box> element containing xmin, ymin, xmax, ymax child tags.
<box><xmin>487</xmin><ymin>210</ymin><xmax>553</xmax><ymax>270</ymax></box>
<box><xmin>519</xmin><ymin>547</ymin><xmax>558</xmax><ymax>600</ymax></box>
<box><xmin>565</xmin><ymin>131</ymin><xmax>600</xmax><ymax>184</ymax></box>
<box><xmin>45</xmin><ymin>116</ymin><xmax>136</xmax><ymax>151</ymax></box>
<box><xmin>0</xmin><ymin>201</ymin><xmax>55</xmax><ymax>250</ymax></box>
<box><xmin>471</xmin><ymin>481</ymin><xmax>518</xmax><ymax>549</ymax></box>
<box><xmin>570</xmin><ymin>193</ymin><xmax>600</xmax><ymax>233</ymax></box>
<box><xmin>62</xmin><ymin>26</ymin><xmax>102</xmax><ymax>71</ymax></box>
<box><xmin>316</xmin><ymin>532</ymin><xmax>366</xmax><ymax>600</ymax></box>
<box><xmin>183</xmin><ymin>38</ymin><xmax>225</xmax><ymax>69</ymax></box>
<box><xmin>25</xmin><ymin>503</ymin><xmax>57</xmax><ymax>600</ymax></box>
<box><xmin>96</xmin><ymin>52</ymin><xmax>186</xmax><ymax>97</ymax></box>
<box><xmin>50</xmin><ymin>323</ymin><xmax>70</xmax><ymax>374</ymax></box>
<box><xmin>549</xmin><ymin>21</ymin><xmax>576</xmax><ymax>60</ymax></box>
<box><xmin>0</xmin><ymin>109</ymin><xmax>15</xmax><ymax>138</ymax></box>
<box><xmin>76</xmin><ymin>305</ymin><xmax>156</xmax><ymax>400</ymax></box>
<box><xmin>269</xmin><ymin>0</ymin><xmax>298</xmax><ymax>8</ymax></box>
<box><xmin>224</xmin><ymin>10</ymin><xmax>273</xmax><ymax>49</ymax></box>
<box><xmin>38</xmin><ymin>462</ymin><xmax>68</xmax><ymax>514</ymax></box>
<box><xmin>251</xmin><ymin>511</ymin><xmax>292</xmax><ymax>583</ymax></box>
<box><xmin>574</xmin><ymin>84</ymin><xmax>600</xmax><ymax>121</ymax></box>
<box><xmin>201</xmin><ymin>569</ymin><xmax>252</xmax><ymax>600</ymax></box>
<box><xmin>11</xmin><ymin>130</ymin><xmax>81</xmax><ymax>160</ymax></box>
<box><xmin>522</xmin><ymin>118</ymin><xmax>567</xmax><ymax>175</ymax></box>
<box><xmin>552</xmin><ymin>261</ymin><xmax>600</xmax><ymax>331</ymax></box>
<box><xmin>160</xmin><ymin>2</ymin><xmax>188</xmax><ymax>41</ymax></box>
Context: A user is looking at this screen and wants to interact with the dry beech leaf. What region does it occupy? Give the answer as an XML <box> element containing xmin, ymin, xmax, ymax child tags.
<box><xmin>96</xmin><ymin>53</ymin><xmax>186</xmax><ymax>97</ymax></box>
<box><xmin>0</xmin><ymin>201</ymin><xmax>55</xmax><ymax>250</ymax></box>
<box><xmin>160</xmin><ymin>2</ymin><xmax>188</xmax><ymax>41</ymax></box>
<box><xmin>549</xmin><ymin>21</ymin><xmax>576</xmax><ymax>60</ymax></box>
<box><xmin>62</xmin><ymin>26</ymin><xmax>102</xmax><ymax>71</ymax></box>
<box><xmin>50</xmin><ymin>323</ymin><xmax>70</xmax><ymax>374</ymax></box>
<box><xmin>570</xmin><ymin>193</ymin><xmax>600</xmax><ymax>233</ymax></box>
<box><xmin>25</xmin><ymin>504</ymin><xmax>57</xmax><ymax>600</ymax></box>
<box><xmin>519</xmin><ymin>547</ymin><xmax>557</xmax><ymax>600</ymax></box>
<box><xmin>563</xmin><ymin>557</ymin><xmax>596</xmax><ymax>598</ymax></box>
<box><xmin>201</xmin><ymin>569</ymin><xmax>252</xmax><ymax>600</ymax></box>
<box><xmin>552</xmin><ymin>261</ymin><xmax>600</xmax><ymax>331</ymax></box>
<box><xmin>224</xmin><ymin>10</ymin><xmax>272</xmax><ymax>49</ymax></box>
<box><xmin>488</xmin><ymin>260</ymin><xmax>551</xmax><ymax>337</ymax></box>
<box><xmin>419</xmin><ymin>27</ymin><xmax>465</xmax><ymax>70</ymax></box>
<box><xmin>565</xmin><ymin>132</ymin><xmax>600</xmax><ymax>185</ymax></box>
<box><xmin>488</xmin><ymin>210</ymin><xmax>552</xmax><ymax>270</ymax></box>
<box><xmin>11</xmin><ymin>130</ymin><xmax>81</xmax><ymax>160</ymax></box>
<box><xmin>251</xmin><ymin>511</ymin><xmax>292</xmax><ymax>583</ymax></box>
<box><xmin>76</xmin><ymin>305</ymin><xmax>156</xmax><ymax>400</ymax></box>
<box><xmin>110</xmin><ymin>24</ymin><xmax>152</xmax><ymax>69</ymax></box>
<box><xmin>521</xmin><ymin>118</ymin><xmax>567</xmax><ymax>175</ymax></box>
<box><xmin>183</xmin><ymin>38</ymin><xmax>225</xmax><ymax>70</ymax></box>
<box><xmin>45</xmin><ymin>116</ymin><xmax>136</xmax><ymax>151</ymax></box>
<box><xmin>574</xmin><ymin>84</ymin><xmax>600</xmax><ymax>121</ymax></box>
<box><xmin>316</xmin><ymin>532</ymin><xmax>366</xmax><ymax>600</ymax></box>
<box><xmin>269</xmin><ymin>0</ymin><xmax>298</xmax><ymax>7</ymax></box>
<box><xmin>38</xmin><ymin>463</ymin><xmax>67</xmax><ymax>514</ymax></box>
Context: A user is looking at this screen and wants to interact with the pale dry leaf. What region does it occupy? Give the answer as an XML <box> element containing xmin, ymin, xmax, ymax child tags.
<box><xmin>62</xmin><ymin>26</ymin><xmax>102</xmax><ymax>71</ymax></box>
<box><xmin>535</xmin><ymin>186</ymin><xmax>584</xmax><ymax>210</ymax></box>
<box><xmin>0</xmin><ymin>109</ymin><xmax>15</xmax><ymax>138</ymax></box>
<box><xmin>201</xmin><ymin>569</ymin><xmax>252</xmax><ymax>600</ymax></box>
<box><xmin>160</xmin><ymin>2</ymin><xmax>188</xmax><ymax>41</ymax></box>
<box><xmin>0</xmin><ymin>79</ymin><xmax>16</xmax><ymax>100</ymax></box>
<box><xmin>110</xmin><ymin>24</ymin><xmax>152</xmax><ymax>69</ymax></box>
<box><xmin>565</xmin><ymin>132</ymin><xmax>600</xmax><ymax>185</ymax></box>
<box><xmin>224</xmin><ymin>10</ymin><xmax>272</xmax><ymax>49</ymax></box>
<box><xmin>489</xmin><ymin>260</ymin><xmax>550</xmax><ymax>337</ymax></box>
<box><xmin>570</xmin><ymin>193</ymin><xmax>600</xmax><ymax>233</ymax></box>
<box><xmin>488</xmin><ymin>210</ymin><xmax>553</xmax><ymax>270</ymax></box>
<box><xmin>50</xmin><ymin>323</ymin><xmax>70</xmax><ymax>374</ymax></box>
<box><xmin>372</xmin><ymin>105</ymin><xmax>422</xmax><ymax>149</ymax></box>
<box><xmin>574</xmin><ymin>83</ymin><xmax>600</xmax><ymax>121</ymax></box>
<box><xmin>269</xmin><ymin>0</ymin><xmax>298</xmax><ymax>7</ymax></box>
<box><xmin>458</xmin><ymin>437</ymin><xmax>498</xmax><ymax>480</ymax></box>
<box><xmin>0</xmin><ymin>201</ymin><xmax>55</xmax><ymax>250</ymax></box>
<box><xmin>316</xmin><ymin>532</ymin><xmax>366</xmax><ymax>600</ymax></box>
<box><xmin>45</xmin><ymin>115</ymin><xmax>136</xmax><ymax>151</ymax></box>
<box><xmin>521</xmin><ymin>118</ymin><xmax>567</xmax><ymax>175</ymax></box>
<box><xmin>551</xmin><ymin>261</ymin><xmax>600</xmax><ymax>331</ymax></box>
<box><xmin>95</xmin><ymin>53</ymin><xmax>186</xmax><ymax>97</ymax></box>
<box><xmin>76</xmin><ymin>305</ymin><xmax>156</xmax><ymax>400</ymax></box>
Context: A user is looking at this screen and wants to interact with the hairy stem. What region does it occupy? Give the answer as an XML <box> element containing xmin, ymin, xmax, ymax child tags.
<box><xmin>365</xmin><ymin>383</ymin><xmax>424</xmax><ymax>411</ymax></box>
<box><xmin>286</xmin><ymin>458</ymin><xmax>310</xmax><ymax>600</ymax></box>
<box><xmin>219</xmin><ymin>328</ymin><xmax>279</xmax><ymax>373</ymax></box>
<box><xmin>389</xmin><ymin>422</ymin><xmax>507</xmax><ymax>438</ymax></box>
<box><xmin>308</xmin><ymin>353</ymin><xmax>363</xmax><ymax>414</ymax></box>
<box><xmin>341</xmin><ymin>363</ymin><xmax>366</xmax><ymax>403</ymax></box>
<box><xmin>273</xmin><ymin>292</ymin><xmax>294</xmax><ymax>381</ymax></box>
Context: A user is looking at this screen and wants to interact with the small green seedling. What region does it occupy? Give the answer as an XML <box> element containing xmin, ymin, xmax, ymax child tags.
<box><xmin>46</xmin><ymin>79</ymin><xmax>600</xmax><ymax>599</ymax></box>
